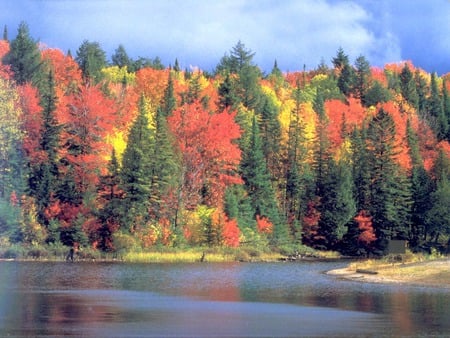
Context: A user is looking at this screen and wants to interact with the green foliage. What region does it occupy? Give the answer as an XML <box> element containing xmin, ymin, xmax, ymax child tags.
<box><xmin>3</xmin><ymin>21</ymin><xmax>41</xmax><ymax>85</ymax></box>
<box><xmin>75</xmin><ymin>40</ymin><xmax>107</xmax><ymax>84</ymax></box>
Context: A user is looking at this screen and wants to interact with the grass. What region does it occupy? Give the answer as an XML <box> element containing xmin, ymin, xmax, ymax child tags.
<box><xmin>121</xmin><ymin>247</ymin><xmax>285</xmax><ymax>263</ymax></box>
<box><xmin>345</xmin><ymin>250</ymin><xmax>450</xmax><ymax>286</ymax></box>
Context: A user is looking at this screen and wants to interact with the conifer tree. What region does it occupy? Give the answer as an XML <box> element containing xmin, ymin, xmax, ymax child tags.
<box><xmin>284</xmin><ymin>81</ymin><xmax>314</xmax><ymax>240</ymax></box>
<box><xmin>3</xmin><ymin>21</ymin><xmax>41</xmax><ymax>85</ymax></box>
<box><xmin>149</xmin><ymin>107</ymin><xmax>180</xmax><ymax>221</ymax></box>
<box><xmin>318</xmin><ymin>157</ymin><xmax>356</xmax><ymax>249</ymax></box>
<box><xmin>443</xmin><ymin>80</ymin><xmax>450</xmax><ymax>141</ymax></box>
<box><xmin>428</xmin><ymin>72</ymin><xmax>447</xmax><ymax>140</ymax></box>
<box><xmin>119</xmin><ymin>96</ymin><xmax>154</xmax><ymax>231</ymax></box>
<box><xmin>406</xmin><ymin>119</ymin><xmax>433</xmax><ymax>246</ymax></box>
<box><xmin>161</xmin><ymin>71</ymin><xmax>176</xmax><ymax>116</ymax></box>
<box><xmin>354</xmin><ymin>55</ymin><xmax>371</xmax><ymax>105</ymax></box>
<box><xmin>241</xmin><ymin>115</ymin><xmax>285</xmax><ymax>243</ymax></box>
<box><xmin>29</xmin><ymin>71</ymin><xmax>61</xmax><ymax>226</ymax></box>
<box><xmin>75</xmin><ymin>40</ymin><xmax>107</xmax><ymax>84</ymax></box>
<box><xmin>414</xmin><ymin>69</ymin><xmax>428</xmax><ymax>118</ymax></box>
<box><xmin>366</xmin><ymin>108</ymin><xmax>412</xmax><ymax>251</ymax></box>
<box><xmin>399</xmin><ymin>63</ymin><xmax>419</xmax><ymax>109</ymax></box>
<box><xmin>112</xmin><ymin>44</ymin><xmax>133</xmax><ymax>70</ymax></box>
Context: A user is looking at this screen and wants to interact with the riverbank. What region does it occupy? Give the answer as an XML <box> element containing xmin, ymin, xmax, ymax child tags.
<box><xmin>327</xmin><ymin>257</ymin><xmax>450</xmax><ymax>288</ymax></box>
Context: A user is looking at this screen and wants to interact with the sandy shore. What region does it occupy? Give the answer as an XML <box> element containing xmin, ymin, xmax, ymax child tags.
<box><xmin>327</xmin><ymin>259</ymin><xmax>450</xmax><ymax>288</ymax></box>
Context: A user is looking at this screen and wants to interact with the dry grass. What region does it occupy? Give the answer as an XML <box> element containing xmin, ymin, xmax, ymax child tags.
<box><xmin>343</xmin><ymin>252</ymin><xmax>450</xmax><ymax>286</ymax></box>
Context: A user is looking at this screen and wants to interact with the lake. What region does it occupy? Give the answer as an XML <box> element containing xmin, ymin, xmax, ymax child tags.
<box><xmin>0</xmin><ymin>260</ymin><xmax>449</xmax><ymax>337</ymax></box>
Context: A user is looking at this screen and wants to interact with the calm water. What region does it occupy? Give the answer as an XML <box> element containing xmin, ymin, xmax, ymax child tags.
<box><xmin>0</xmin><ymin>261</ymin><xmax>449</xmax><ymax>337</ymax></box>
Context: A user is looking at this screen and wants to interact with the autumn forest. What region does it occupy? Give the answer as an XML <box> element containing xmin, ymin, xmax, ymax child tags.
<box><xmin>1</xmin><ymin>22</ymin><xmax>450</xmax><ymax>258</ymax></box>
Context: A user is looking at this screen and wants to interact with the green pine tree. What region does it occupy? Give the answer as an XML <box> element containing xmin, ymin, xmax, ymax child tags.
<box><xmin>399</xmin><ymin>63</ymin><xmax>419</xmax><ymax>109</ymax></box>
<box><xmin>366</xmin><ymin>108</ymin><xmax>412</xmax><ymax>252</ymax></box>
<box><xmin>241</xmin><ymin>115</ymin><xmax>285</xmax><ymax>243</ymax></box>
<box><xmin>120</xmin><ymin>95</ymin><xmax>154</xmax><ymax>231</ymax></box>
<box><xmin>75</xmin><ymin>40</ymin><xmax>107</xmax><ymax>84</ymax></box>
<box><xmin>428</xmin><ymin>73</ymin><xmax>447</xmax><ymax>140</ymax></box>
<box><xmin>3</xmin><ymin>21</ymin><xmax>42</xmax><ymax>85</ymax></box>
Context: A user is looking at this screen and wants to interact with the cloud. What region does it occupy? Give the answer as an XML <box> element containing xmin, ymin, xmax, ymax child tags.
<box><xmin>1</xmin><ymin>0</ymin><xmax>448</xmax><ymax>74</ymax></box>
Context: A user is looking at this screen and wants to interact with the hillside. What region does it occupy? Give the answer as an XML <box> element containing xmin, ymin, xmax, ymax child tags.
<box><xmin>1</xmin><ymin>23</ymin><xmax>450</xmax><ymax>256</ymax></box>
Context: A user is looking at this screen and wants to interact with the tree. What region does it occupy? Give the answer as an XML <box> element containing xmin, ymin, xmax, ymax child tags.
<box><xmin>120</xmin><ymin>95</ymin><xmax>154</xmax><ymax>231</ymax></box>
<box><xmin>399</xmin><ymin>63</ymin><xmax>418</xmax><ymax>109</ymax></box>
<box><xmin>149</xmin><ymin>107</ymin><xmax>180</xmax><ymax>223</ymax></box>
<box><xmin>428</xmin><ymin>72</ymin><xmax>447</xmax><ymax>140</ymax></box>
<box><xmin>318</xmin><ymin>156</ymin><xmax>356</xmax><ymax>250</ymax></box>
<box><xmin>241</xmin><ymin>115</ymin><xmax>285</xmax><ymax>243</ymax></box>
<box><xmin>168</xmin><ymin>100</ymin><xmax>242</xmax><ymax>210</ymax></box>
<box><xmin>112</xmin><ymin>44</ymin><xmax>133</xmax><ymax>70</ymax></box>
<box><xmin>426</xmin><ymin>177</ymin><xmax>450</xmax><ymax>242</ymax></box>
<box><xmin>354</xmin><ymin>55</ymin><xmax>371</xmax><ymax>105</ymax></box>
<box><xmin>27</xmin><ymin>71</ymin><xmax>61</xmax><ymax>226</ymax></box>
<box><xmin>3</xmin><ymin>21</ymin><xmax>41</xmax><ymax>85</ymax></box>
<box><xmin>75</xmin><ymin>40</ymin><xmax>107</xmax><ymax>84</ymax></box>
<box><xmin>0</xmin><ymin>77</ymin><xmax>24</xmax><ymax>202</ymax></box>
<box><xmin>366</xmin><ymin>108</ymin><xmax>412</xmax><ymax>252</ymax></box>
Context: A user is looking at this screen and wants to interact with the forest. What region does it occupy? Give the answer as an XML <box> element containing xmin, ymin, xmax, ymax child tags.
<box><xmin>1</xmin><ymin>22</ymin><xmax>450</xmax><ymax>258</ymax></box>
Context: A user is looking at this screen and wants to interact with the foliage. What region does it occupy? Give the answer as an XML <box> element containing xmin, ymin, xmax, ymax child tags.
<box><xmin>4</xmin><ymin>24</ymin><xmax>450</xmax><ymax>256</ymax></box>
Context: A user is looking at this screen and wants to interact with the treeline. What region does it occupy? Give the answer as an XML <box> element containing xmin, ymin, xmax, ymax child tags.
<box><xmin>1</xmin><ymin>22</ymin><xmax>450</xmax><ymax>256</ymax></box>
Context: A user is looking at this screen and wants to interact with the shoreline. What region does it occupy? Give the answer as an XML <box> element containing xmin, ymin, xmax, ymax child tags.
<box><xmin>327</xmin><ymin>258</ymin><xmax>450</xmax><ymax>288</ymax></box>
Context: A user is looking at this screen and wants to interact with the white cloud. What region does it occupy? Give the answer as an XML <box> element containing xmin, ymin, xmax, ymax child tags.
<box><xmin>1</xmin><ymin>0</ymin><xmax>448</xmax><ymax>73</ymax></box>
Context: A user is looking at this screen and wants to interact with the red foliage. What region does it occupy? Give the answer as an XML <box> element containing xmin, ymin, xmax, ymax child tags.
<box><xmin>135</xmin><ymin>68</ymin><xmax>169</xmax><ymax>106</ymax></box>
<box><xmin>302</xmin><ymin>199</ymin><xmax>322</xmax><ymax>245</ymax></box>
<box><xmin>371</xmin><ymin>67</ymin><xmax>388</xmax><ymax>86</ymax></box>
<box><xmin>41</xmin><ymin>48</ymin><xmax>82</xmax><ymax>94</ymax></box>
<box><xmin>222</xmin><ymin>217</ymin><xmax>240</xmax><ymax>247</ymax></box>
<box><xmin>168</xmin><ymin>100</ymin><xmax>242</xmax><ymax>208</ymax></box>
<box><xmin>256</xmin><ymin>215</ymin><xmax>273</xmax><ymax>234</ymax></box>
<box><xmin>325</xmin><ymin>97</ymin><xmax>366</xmax><ymax>149</ymax></box>
<box><xmin>19</xmin><ymin>84</ymin><xmax>47</xmax><ymax>164</ymax></box>
<box><xmin>354</xmin><ymin>210</ymin><xmax>376</xmax><ymax>245</ymax></box>
<box><xmin>0</xmin><ymin>40</ymin><xmax>11</xmax><ymax>79</ymax></box>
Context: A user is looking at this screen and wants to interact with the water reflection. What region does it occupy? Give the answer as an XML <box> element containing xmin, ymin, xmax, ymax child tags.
<box><xmin>0</xmin><ymin>261</ymin><xmax>449</xmax><ymax>337</ymax></box>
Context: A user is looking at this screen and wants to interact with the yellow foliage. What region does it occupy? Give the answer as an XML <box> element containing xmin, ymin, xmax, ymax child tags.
<box><xmin>335</xmin><ymin>138</ymin><xmax>353</xmax><ymax>163</ymax></box>
<box><xmin>0</xmin><ymin>78</ymin><xmax>23</xmax><ymax>161</ymax></box>
<box><xmin>101</xmin><ymin>66</ymin><xmax>136</xmax><ymax>84</ymax></box>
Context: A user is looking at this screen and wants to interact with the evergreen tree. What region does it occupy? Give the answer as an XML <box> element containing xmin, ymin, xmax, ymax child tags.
<box><xmin>426</xmin><ymin>176</ymin><xmax>450</xmax><ymax>242</ymax></box>
<box><xmin>98</xmin><ymin>148</ymin><xmax>122</xmax><ymax>250</ymax></box>
<box><xmin>149</xmin><ymin>107</ymin><xmax>180</xmax><ymax>221</ymax></box>
<box><xmin>318</xmin><ymin>157</ymin><xmax>356</xmax><ymax>250</ymax></box>
<box><xmin>241</xmin><ymin>115</ymin><xmax>285</xmax><ymax>242</ymax></box>
<box><xmin>354</xmin><ymin>55</ymin><xmax>371</xmax><ymax>105</ymax></box>
<box><xmin>112</xmin><ymin>44</ymin><xmax>133</xmax><ymax>70</ymax></box>
<box><xmin>75</xmin><ymin>40</ymin><xmax>107</xmax><ymax>84</ymax></box>
<box><xmin>119</xmin><ymin>96</ymin><xmax>154</xmax><ymax>231</ymax></box>
<box><xmin>284</xmin><ymin>81</ymin><xmax>315</xmax><ymax>240</ymax></box>
<box><xmin>443</xmin><ymin>80</ymin><xmax>450</xmax><ymax>141</ymax></box>
<box><xmin>428</xmin><ymin>72</ymin><xmax>447</xmax><ymax>140</ymax></box>
<box><xmin>3</xmin><ymin>21</ymin><xmax>41</xmax><ymax>85</ymax></box>
<box><xmin>399</xmin><ymin>63</ymin><xmax>419</xmax><ymax>109</ymax></box>
<box><xmin>414</xmin><ymin>69</ymin><xmax>428</xmax><ymax>118</ymax></box>
<box><xmin>3</xmin><ymin>25</ymin><xmax>8</xmax><ymax>41</ymax></box>
<box><xmin>161</xmin><ymin>71</ymin><xmax>176</xmax><ymax>116</ymax></box>
<box><xmin>29</xmin><ymin>71</ymin><xmax>61</xmax><ymax>226</ymax></box>
<box><xmin>258</xmin><ymin>94</ymin><xmax>282</xmax><ymax>179</ymax></box>
<box><xmin>366</xmin><ymin>108</ymin><xmax>412</xmax><ymax>252</ymax></box>
<box><xmin>407</xmin><ymin>119</ymin><xmax>433</xmax><ymax>246</ymax></box>
<box><xmin>312</xmin><ymin>87</ymin><xmax>330</xmax><ymax>197</ymax></box>
<box><xmin>332</xmin><ymin>48</ymin><xmax>355</xmax><ymax>97</ymax></box>
<box><xmin>218</xmin><ymin>73</ymin><xmax>239</xmax><ymax>111</ymax></box>
<box><xmin>364</xmin><ymin>81</ymin><xmax>391</xmax><ymax>107</ymax></box>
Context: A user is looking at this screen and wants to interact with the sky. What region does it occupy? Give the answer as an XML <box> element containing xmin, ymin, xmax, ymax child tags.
<box><xmin>1</xmin><ymin>0</ymin><xmax>450</xmax><ymax>74</ymax></box>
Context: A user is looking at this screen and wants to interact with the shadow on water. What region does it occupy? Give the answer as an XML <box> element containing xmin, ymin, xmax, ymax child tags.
<box><xmin>0</xmin><ymin>261</ymin><xmax>449</xmax><ymax>337</ymax></box>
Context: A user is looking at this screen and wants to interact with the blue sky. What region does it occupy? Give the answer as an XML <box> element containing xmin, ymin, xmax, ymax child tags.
<box><xmin>2</xmin><ymin>0</ymin><xmax>450</xmax><ymax>74</ymax></box>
